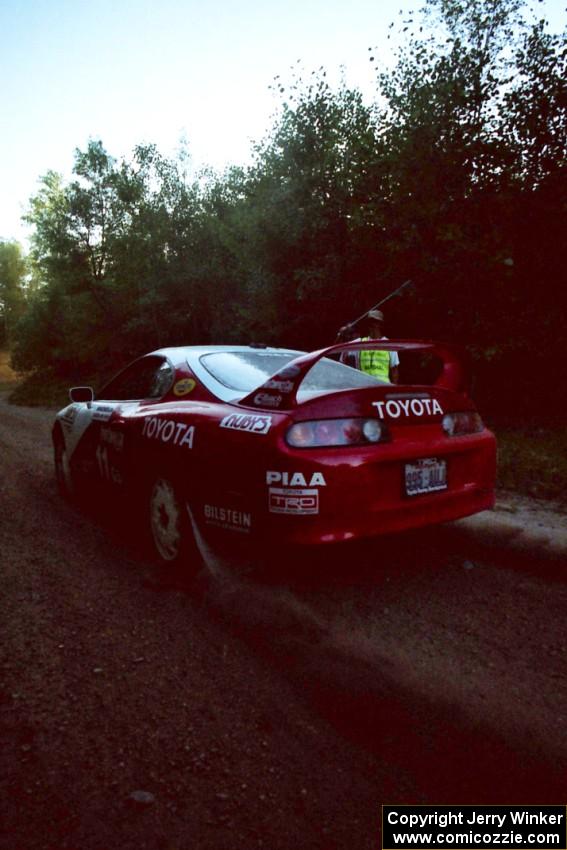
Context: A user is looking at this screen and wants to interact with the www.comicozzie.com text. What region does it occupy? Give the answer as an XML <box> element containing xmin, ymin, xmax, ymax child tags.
<box><xmin>385</xmin><ymin>809</ymin><xmax>565</xmax><ymax>848</ymax></box>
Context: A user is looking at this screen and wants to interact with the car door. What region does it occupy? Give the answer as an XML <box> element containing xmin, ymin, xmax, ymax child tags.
<box><xmin>72</xmin><ymin>356</ymin><xmax>174</xmax><ymax>490</ymax></box>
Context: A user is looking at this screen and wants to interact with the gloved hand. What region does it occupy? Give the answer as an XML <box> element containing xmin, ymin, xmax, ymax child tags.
<box><xmin>336</xmin><ymin>324</ymin><xmax>355</xmax><ymax>341</ymax></box>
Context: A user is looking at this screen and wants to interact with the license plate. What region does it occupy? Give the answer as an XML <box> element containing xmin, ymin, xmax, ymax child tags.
<box><xmin>405</xmin><ymin>458</ymin><xmax>447</xmax><ymax>496</ymax></box>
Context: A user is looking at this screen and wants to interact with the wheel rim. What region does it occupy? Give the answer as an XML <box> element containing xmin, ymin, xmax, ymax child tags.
<box><xmin>150</xmin><ymin>478</ymin><xmax>182</xmax><ymax>561</ymax></box>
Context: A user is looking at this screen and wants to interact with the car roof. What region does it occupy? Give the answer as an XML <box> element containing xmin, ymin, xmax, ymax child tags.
<box><xmin>149</xmin><ymin>344</ymin><xmax>300</xmax><ymax>366</ymax></box>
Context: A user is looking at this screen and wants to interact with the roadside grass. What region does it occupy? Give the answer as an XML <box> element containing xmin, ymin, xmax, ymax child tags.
<box><xmin>5</xmin><ymin>362</ymin><xmax>567</xmax><ymax>503</ymax></box>
<box><xmin>0</xmin><ymin>350</ymin><xmax>20</xmax><ymax>393</ymax></box>
<box><xmin>494</xmin><ymin>425</ymin><xmax>567</xmax><ymax>502</ymax></box>
<box><xmin>6</xmin><ymin>368</ymin><xmax>89</xmax><ymax>409</ymax></box>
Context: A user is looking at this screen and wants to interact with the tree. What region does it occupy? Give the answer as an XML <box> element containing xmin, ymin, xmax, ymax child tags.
<box><xmin>224</xmin><ymin>74</ymin><xmax>384</xmax><ymax>346</ymax></box>
<box><xmin>12</xmin><ymin>0</ymin><xmax>567</xmax><ymax>419</ymax></box>
<box><xmin>0</xmin><ymin>241</ymin><xmax>27</xmax><ymax>347</ymax></box>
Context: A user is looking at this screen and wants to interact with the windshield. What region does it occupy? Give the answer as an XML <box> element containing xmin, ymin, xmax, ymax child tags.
<box><xmin>199</xmin><ymin>350</ymin><xmax>387</xmax><ymax>393</ymax></box>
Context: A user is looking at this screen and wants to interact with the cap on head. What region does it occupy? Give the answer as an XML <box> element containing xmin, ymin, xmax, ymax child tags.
<box><xmin>368</xmin><ymin>310</ymin><xmax>384</xmax><ymax>323</ymax></box>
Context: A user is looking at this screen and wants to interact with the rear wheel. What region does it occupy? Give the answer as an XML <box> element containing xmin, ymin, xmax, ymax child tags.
<box><xmin>149</xmin><ymin>477</ymin><xmax>200</xmax><ymax>577</ymax></box>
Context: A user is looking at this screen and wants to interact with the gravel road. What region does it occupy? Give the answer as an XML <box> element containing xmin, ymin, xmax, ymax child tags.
<box><xmin>1</xmin><ymin>394</ymin><xmax>566</xmax><ymax>850</ymax></box>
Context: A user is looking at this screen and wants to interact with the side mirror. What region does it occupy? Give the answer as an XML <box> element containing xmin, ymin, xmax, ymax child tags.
<box><xmin>69</xmin><ymin>386</ymin><xmax>94</xmax><ymax>403</ymax></box>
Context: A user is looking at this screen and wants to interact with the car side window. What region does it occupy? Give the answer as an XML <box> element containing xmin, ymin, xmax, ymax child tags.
<box><xmin>99</xmin><ymin>357</ymin><xmax>173</xmax><ymax>401</ymax></box>
<box><xmin>148</xmin><ymin>360</ymin><xmax>175</xmax><ymax>398</ymax></box>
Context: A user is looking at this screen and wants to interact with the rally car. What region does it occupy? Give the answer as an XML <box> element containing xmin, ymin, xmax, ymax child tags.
<box><xmin>52</xmin><ymin>341</ymin><xmax>496</xmax><ymax>571</ymax></box>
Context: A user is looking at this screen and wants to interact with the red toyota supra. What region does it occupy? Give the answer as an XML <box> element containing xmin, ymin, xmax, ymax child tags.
<box><xmin>52</xmin><ymin>341</ymin><xmax>496</xmax><ymax>571</ymax></box>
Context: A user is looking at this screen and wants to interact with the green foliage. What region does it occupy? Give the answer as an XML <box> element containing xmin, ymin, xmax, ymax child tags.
<box><xmin>0</xmin><ymin>240</ymin><xmax>27</xmax><ymax>347</ymax></box>
<box><xmin>496</xmin><ymin>425</ymin><xmax>567</xmax><ymax>500</ymax></box>
<box><xmin>9</xmin><ymin>0</ymin><xmax>567</xmax><ymax>428</ymax></box>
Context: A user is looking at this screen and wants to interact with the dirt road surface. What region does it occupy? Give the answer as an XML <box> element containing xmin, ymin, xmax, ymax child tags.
<box><xmin>1</xmin><ymin>393</ymin><xmax>566</xmax><ymax>850</ymax></box>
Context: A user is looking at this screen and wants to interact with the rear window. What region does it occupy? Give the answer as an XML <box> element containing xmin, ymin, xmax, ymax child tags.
<box><xmin>199</xmin><ymin>351</ymin><xmax>386</xmax><ymax>393</ymax></box>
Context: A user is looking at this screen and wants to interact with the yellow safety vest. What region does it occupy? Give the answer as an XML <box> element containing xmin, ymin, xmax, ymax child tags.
<box><xmin>359</xmin><ymin>338</ymin><xmax>391</xmax><ymax>381</ymax></box>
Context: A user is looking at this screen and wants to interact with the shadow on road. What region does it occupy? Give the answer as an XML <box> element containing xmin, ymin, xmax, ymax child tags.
<box><xmin>81</xmin><ymin>497</ymin><xmax>567</xmax><ymax>805</ymax></box>
<box><xmin>186</xmin><ymin>526</ymin><xmax>567</xmax><ymax>805</ymax></box>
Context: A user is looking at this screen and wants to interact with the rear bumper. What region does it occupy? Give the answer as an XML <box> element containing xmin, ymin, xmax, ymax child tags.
<box><xmin>260</xmin><ymin>430</ymin><xmax>497</xmax><ymax>546</ymax></box>
<box><xmin>264</xmin><ymin>485</ymin><xmax>495</xmax><ymax>545</ymax></box>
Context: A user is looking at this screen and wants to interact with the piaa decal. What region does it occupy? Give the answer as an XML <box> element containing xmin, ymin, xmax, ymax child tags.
<box><xmin>266</xmin><ymin>471</ymin><xmax>326</xmax><ymax>487</ymax></box>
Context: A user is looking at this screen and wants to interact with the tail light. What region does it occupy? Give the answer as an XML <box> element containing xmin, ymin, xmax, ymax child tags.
<box><xmin>286</xmin><ymin>418</ymin><xmax>388</xmax><ymax>448</ymax></box>
<box><xmin>442</xmin><ymin>411</ymin><xmax>484</xmax><ymax>436</ymax></box>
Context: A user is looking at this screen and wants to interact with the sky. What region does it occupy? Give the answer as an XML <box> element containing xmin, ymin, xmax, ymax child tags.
<box><xmin>2</xmin><ymin>0</ymin><xmax>565</xmax><ymax>245</ymax></box>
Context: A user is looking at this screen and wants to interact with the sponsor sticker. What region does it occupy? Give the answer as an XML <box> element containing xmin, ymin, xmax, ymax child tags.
<box><xmin>254</xmin><ymin>392</ymin><xmax>282</xmax><ymax>409</ymax></box>
<box><xmin>220</xmin><ymin>413</ymin><xmax>272</xmax><ymax>434</ymax></box>
<box><xmin>142</xmin><ymin>417</ymin><xmax>195</xmax><ymax>449</ymax></box>
<box><xmin>266</xmin><ymin>471</ymin><xmax>326</xmax><ymax>487</ymax></box>
<box><xmin>60</xmin><ymin>405</ymin><xmax>78</xmax><ymax>431</ymax></box>
<box><xmin>92</xmin><ymin>404</ymin><xmax>114</xmax><ymax>422</ymax></box>
<box><xmin>372</xmin><ymin>398</ymin><xmax>443</xmax><ymax>419</ymax></box>
<box><xmin>204</xmin><ymin>504</ymin><xmax>252</xmax><ymax>533</ymax></box>
<box><xmin>278</xmin><ymin>364</ymin><xmax>301</xmax><ymax>379</ymax></box>
<box><xmin>265</xmin><ymin>379</ymin><xmax>294</xmax><ymax>393</ymax></box>
<box><xmin>269</xmin><ymin>488</ymin><xmax>319</xmax><ymax>515</ymax></box>
<box><xmin>173</xmin><ymin>378</ymin><xmax>196</xmax><ymax>397</ymax></box>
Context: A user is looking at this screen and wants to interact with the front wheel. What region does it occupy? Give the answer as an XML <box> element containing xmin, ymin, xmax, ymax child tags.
<box><xmin>149</xmin><ymin>477</ymin><xmax>200</xmax><ymax>577</ymax></box>
<box><xmin>54</xmin><ymin>434</ymin><xmax>75</xmax><ymax>500</ymax></box>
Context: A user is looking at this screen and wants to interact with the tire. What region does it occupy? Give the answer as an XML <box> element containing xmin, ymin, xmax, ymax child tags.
<box><xmin>54</xmin><ymin>433</ymin><xmax>75</xmax><ymax>500</ymax></box>
<box><xmin>148</xmin><ymin>477</ymin><xmax>201</xmax><ymax>577</ymax></box>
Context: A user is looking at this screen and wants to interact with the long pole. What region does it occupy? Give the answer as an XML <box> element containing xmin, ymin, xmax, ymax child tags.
<box><xmin>336</xmin><ymin>279</ymin><xmax>414</xmax><ymax>339</ymax></box>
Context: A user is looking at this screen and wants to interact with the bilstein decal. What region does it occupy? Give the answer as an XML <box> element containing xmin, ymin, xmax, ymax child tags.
<box><xmin>173</xmin><ymin>378</ymin><xmax>196</xmax><ymax>397</ymax></box>
<box><xmin>220</xmin><ymin>413</ymin><xmax>272</xmax><ymax>434</ymax></box>
<box><xmin>204</xmin><ymin>505</ymin><xmax>251</xmax><ymax>533</ymax></box>
<box><xmin>266</xmin><ymin>471</ymin><xmax>326</xmax><ymax>487</ymax></box>
<box><xmin>142</xmin><ymin>417</ymin><xmax>195</xmax><ymax>449</ymax></box>
<box><xmin>372</xmin><ymin>398</ymin><xmax>443</xmax><ymax>419</ymax></box>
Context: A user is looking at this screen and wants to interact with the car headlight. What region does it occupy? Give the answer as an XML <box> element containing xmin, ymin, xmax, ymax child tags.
<box><xmin>286</xmin><ymin>418</ymin><xmax>388</xmax><ymax>448</ymax></box>
<box><xmin>442</xmin><ymin>411</ymin><xmax>484</xmax><ymax>436</ymax></box>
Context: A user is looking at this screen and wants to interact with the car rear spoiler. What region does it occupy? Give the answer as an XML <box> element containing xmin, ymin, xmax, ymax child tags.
<box><xmin>238</xmin><ymin>340</ymin><xmax>469</xmax><ymax>411</ymax></box>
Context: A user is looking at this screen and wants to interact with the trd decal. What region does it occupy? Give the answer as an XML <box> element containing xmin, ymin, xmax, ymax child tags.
<box><xmin>269</xmin><ymin>488</ymin><xmax>319</xmax><ymax>515</ymax></box>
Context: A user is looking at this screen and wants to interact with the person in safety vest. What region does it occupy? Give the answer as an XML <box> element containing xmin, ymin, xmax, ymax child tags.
<box><xmin>340</xmin><ymin>310</ymin><xmax>399</xmax><ymax>383</ymax></box>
